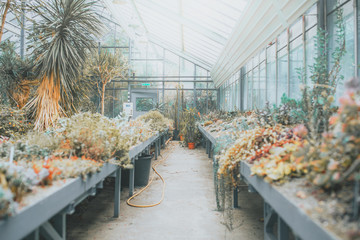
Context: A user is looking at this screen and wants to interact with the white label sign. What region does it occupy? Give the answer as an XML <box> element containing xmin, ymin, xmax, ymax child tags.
<box><xmin>123</xmin><ymin>102</ymin><xmax>133</xmax><ymax>116</ymax></box>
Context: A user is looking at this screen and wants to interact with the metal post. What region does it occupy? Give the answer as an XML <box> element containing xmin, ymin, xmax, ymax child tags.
<box><xmin>128</xmin><ymin>39</ymin><xmax>132</xmax><ymax>103</ymax></box>
<box><xmin>114</xmin><ymin>167</ymin><xmax>121</xmax><ymax>217</ymax></box>
<box><xmin>354</xmin><ymin>0</ymin><xmax>359</xmax><ymax>77</ymax></box>
<box><xmin>129</xmin><ymin>160</ymin><xmax>135</xmax><ymax>196</ymax></box>
<box><xmin>278</xmin><ymin>217</ymin><xmax>290</xmax><ymax>240</ymax></box>
<box><xmin>155</xmin><ymin>141</ymin><xmax>158</xmax><ymax>160</ymax></box>
<box><xmin>233</xmin><ymin>187</ymin><xmax>239</xmax><ymax>208</ymax></box>
<box><xmin>206</xmin><ymin>72</ymin><xmax>209</xmax><ymax>113</ymax></box>
<box><xmin>157</xmin><ymin>138</ymin><xmax>160</xmax><ymax>155</ymax></box>
<box><xmin>50</xmin><ymin>213</ymin><xmax>66</xmax><ymax>239</ymax></box>
<box><xmin>98</xmin><ymin>42</ymin><xmax>101</xmax><ymax>113</ymax></box>
<box><xmin>113</xmin><ymin>81</ymin><xmax>115</xmax><ymax>117</ymax></box>
<box><xmin>287</xmin><ymin>28</ymin><xmax>290</xmax><ymax>97</ymax></box>
<box><xmin>240</xmin><ymin>68</ymin><xmax>244</xmax><ymax>111</ymax></box>
<box><xmin>208</xmin><ymin>142</ymin><xmax>212</xmax><ymax>159</ymax></box>
<box><xmin>205</xmin><ymin>140</ymin><xmax>209</xmax><ymax>154</ymax></box>
<box><xmin>20</xmin><ymin>0</ymin><xmax>26</xmax><ymax>59</ymax></box>
<box><xmin>162</xmin><ymin>48</ymin><xmax>165</xmax><ymax>103</ymax></box>
<box><xmin>194</xmin><ymin>65</ymin><xmax>197</xmax><ymax>109</ymax></box>
<box><xmin>302</xmin><ymin>15</ymin><xmax>306</xmax><ymax>85</ymax></box>
<box><xmin>275</xmin><ymin>38</ymin><xmax>280</xmax><ymax>105</ymax></box>
<box><xmin>24</xmin><ymin>229</ymin><xmax>40</xmax><ymax>240</ymax></box>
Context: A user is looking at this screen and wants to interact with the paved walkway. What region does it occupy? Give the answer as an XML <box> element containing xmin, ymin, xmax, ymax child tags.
<box><xmin>67</xmin><ymin>141</ymin><xmax>263</xmax><ymax>240</ymax></box>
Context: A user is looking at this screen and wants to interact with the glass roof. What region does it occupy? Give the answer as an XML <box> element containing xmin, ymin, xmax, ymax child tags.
<box><xmin>101</xmin><ymin>0</ymin><xmax>248</xmax><ymax>70</ymax></box>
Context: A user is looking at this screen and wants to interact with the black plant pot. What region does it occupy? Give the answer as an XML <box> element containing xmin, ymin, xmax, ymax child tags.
<box><xmin>121</xmin><ymin>154</ymin><xmax>153</xmax><ymax>188</ymax></box>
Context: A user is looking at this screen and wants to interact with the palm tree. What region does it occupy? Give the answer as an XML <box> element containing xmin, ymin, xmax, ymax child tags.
<box><xmin>26</xmin><ymin>0</ymin><xmax>102</xmax><ymax>130</ymax></box>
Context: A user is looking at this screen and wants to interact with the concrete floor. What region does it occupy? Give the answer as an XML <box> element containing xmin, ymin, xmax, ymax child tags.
<box><xmin>67</xmin><ymin>141</ymin><xmax>264</xmax><ymax>240</ymax></box>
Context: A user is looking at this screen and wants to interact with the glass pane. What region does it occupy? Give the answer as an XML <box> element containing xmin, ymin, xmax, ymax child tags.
<box><xmin>278</xmin><ymin>30</ymin><xmax>288</xmax><ymax>50</ymax></box>
<box><xmin>242</xmin><ymin>69</ymin><xmax>247</xmax><ymax>109</ymax></box>
<box><xmin>253</xmin><ymin>66</ymin><xmax>259</xmax><ymax>109</ymax></box>
<box><xmin>327</xmin><ymin>2</ymin><xmax>355</xmax><ymax>103</ymax></box>
<box><xmin>164</xmin><ymin>50</ymin><xmax>179</xmax><ymax>76</ymax></box>
<box><xmin>289</xmin><ymin>37</ymin><xmax>303</xmax><ymax>99</ymax></box>
<box><xmin>132</xmin><ymin>60</ymin><xmax>147</xmax><ymax>76</ymax></box>
<box><xmin>290</xmin><ymin>18</ymin><xmax>302</xmax><ymax>40</ymax></box>
<box><xmin>305</xmin><ymin>26</ymin><xmax>317</xmax><ymax>87</ymax></box>
<box><xmin>277</xmin><ymin>47</ymin><xmax>288</xmax><ymax>104</ymax></box>
<box><xmin>259</xmin><ymin>61</ymin><xmax>266</xmax><ymax>108</ymax></box>
<box><xmin>247</xmin><ymin>71</ymin><xmax>253</xmax><ymax>110</ymax></box>
<box><xmin>180</xmin><ymin>58</ymin><xmax>195</xmax><ymax>76</ymax></box>
<box><xmin>266</xmin><ymin>43</ymin><xmax>277</xmax><ymax>105</ymax></box>
<box><xmin>146</xmin><ymin>61</ymin><xmax>163</xmax><ymax>76</ymax></box>
<box><xmin>305</xmin><ymin>4</ymin><xmax>317</xmax><ymax>29</ymax></box>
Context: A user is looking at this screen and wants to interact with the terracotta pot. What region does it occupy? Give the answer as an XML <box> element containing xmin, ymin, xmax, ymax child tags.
<box><xmin>180</xmin><ymin>135</ymin><xmax>184</xmax><ymax>141</ymax></box>
<box><xmin>188</xmin><ymin>142</ymin><xmax>195</xmax><ymax>149</ymax></box>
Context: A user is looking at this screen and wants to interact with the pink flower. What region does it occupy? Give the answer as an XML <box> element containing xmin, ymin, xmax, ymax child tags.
<box><xmin>293</xmin><ymin>124</ymin><xmax>308</xmax><ymax>138</ymax></box>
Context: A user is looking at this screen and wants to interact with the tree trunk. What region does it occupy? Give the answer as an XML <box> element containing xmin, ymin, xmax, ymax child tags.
<box><xmin>101</xmin><ymin>81</ymin><xmax>106</xmax><ymax>115</ymax></box>
<box><xmin>0</xmin><ymin>0</ymin><xmax>11</xmax><ymax>43</ymax></box>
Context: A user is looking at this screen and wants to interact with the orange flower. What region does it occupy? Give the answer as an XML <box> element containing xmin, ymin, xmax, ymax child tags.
<box><xmin>33</xmin><ymin>164</ymin><xmax>41</xmax><ymax>174</ymax></box>
<box><xmin>329</xmin><ymin>116</ymin><xmax>338</xmax><ymax>125</ymax></box>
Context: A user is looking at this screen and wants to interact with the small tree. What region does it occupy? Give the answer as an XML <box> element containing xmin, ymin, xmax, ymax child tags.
<box><xmin>87</xmin><ymin>50</ymin><xmax>129</xmax><ymax>115</ymax></box>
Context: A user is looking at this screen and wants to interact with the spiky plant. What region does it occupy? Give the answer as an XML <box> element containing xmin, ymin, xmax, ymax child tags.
<box><xmin>26</xmin><ymin>0</ymin><xmax>102</xmax><ymax>130</ymax></box>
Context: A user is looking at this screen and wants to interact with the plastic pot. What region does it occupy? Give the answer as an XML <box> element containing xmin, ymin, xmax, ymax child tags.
<box><xmin>188</xmin><ymin>142</ymin><xmax>195</xmax><ymax>149</ymax></box>
<box><xmin>121</xmin><ymin>154</ymin><xmax>152</xmax><ymax>187</ymax></box>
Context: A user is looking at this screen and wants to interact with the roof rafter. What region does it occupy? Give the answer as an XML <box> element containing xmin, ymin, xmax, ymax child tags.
<box><xmin>148</xmin><ymin>34</ymin><xmax>212</xmax><ymax>71</ymax></box>
<box><xmin>136</xmin><ymin>0</ymin><xmax>227</xmax><ymax>45</ymax></box>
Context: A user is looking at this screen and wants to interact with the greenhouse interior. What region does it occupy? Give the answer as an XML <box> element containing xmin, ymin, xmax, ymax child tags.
<box><xmin>0</xmin><ymin>0</ymin><xmax>359</xmax><ymax>239</ymax></box>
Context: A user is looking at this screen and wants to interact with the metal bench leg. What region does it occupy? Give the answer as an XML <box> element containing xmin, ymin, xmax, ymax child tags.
<box><xmin>158</xmin><ymin>139</ymin><xmax>161</xmax><ymax>156</ymax></box>
<box><xmin>114</xmin><ymin>167</ymin><xmax>121</xmax><ymax>218</ymax></box>
<box><xmin>129</xmin><ymin>163</ymin><xmax>135</xmax><ymax>196</ymax></box>
<box><xmin>24</xmin><ymin>229</ymin><xmax>40</xmax><ymax>240</ymax></box>
<box><xmin>233</xmin><ymin>187</ymin><xmax>239</xmax><ymax>208</ymax></box>
<box><xmin>40</xmin><ymin>213</ymin><xmax>66</xmax><ymax>240</ymax></box>
<box><xmin>208</xmin><ymin>142</ymin><xmax>212</xmax><ymax>158</ymax></box>
<box><xmin>155</xmin><ymin>141</ymin><xmax>158</xmax><ymax>160</ymax></box>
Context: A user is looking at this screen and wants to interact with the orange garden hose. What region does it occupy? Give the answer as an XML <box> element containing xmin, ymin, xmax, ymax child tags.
<box><xmin>127</xmin><ymin>138</ymin><xmax>173</xmax><ymax>208</ymax></box>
